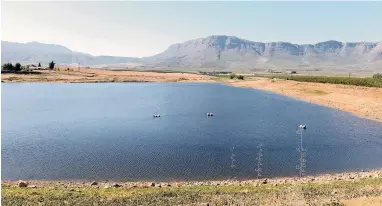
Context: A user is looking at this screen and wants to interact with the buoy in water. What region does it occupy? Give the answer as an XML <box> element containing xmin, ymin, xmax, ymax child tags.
<box><xmin>299</xmin><ymin>125</ymin><xmax>306</xmax><ymax>129</ymax></box>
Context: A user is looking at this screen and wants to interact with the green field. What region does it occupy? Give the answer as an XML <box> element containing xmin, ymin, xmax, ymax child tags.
<box><xmin>256</xmin><ymin>74</ymin><xmax>382</xmax><ymax>88</ymax></box>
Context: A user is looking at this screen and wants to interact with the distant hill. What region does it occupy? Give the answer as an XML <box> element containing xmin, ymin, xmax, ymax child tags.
<box><xmin>1</xmin><ymin>41</ymin><xmax>140</xmax><ymax>66</ymax></box>
<box><xmin>2</xmin><ymin>36</ymin><xmax>382</xmax><ymax>72</ymax></box>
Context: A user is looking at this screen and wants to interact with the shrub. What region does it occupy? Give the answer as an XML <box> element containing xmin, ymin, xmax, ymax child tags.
<box><xmin>49</xmin><ymin>61</ymin><xmax>55</xmax><ymax>70</ymax></box>
<box><xmin>230</xmin><ymin>74</ymin><xmax>236</xmax><ymax>79</ymax></box>
<box><xmin>237</xmin><ymin>75</ymin><xmax>245</xmax><ymax>80</ymax></box>
<box><xmin>373</xmin><ymin>73</ymin><xmax>382</xmax><ymax>79</ymax></box>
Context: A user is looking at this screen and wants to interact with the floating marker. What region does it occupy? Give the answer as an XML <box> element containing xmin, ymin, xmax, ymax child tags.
<box><xmin>299</xmin><ymin>125</ymin><xmax>307</xmax><ymax>130</ymax></box>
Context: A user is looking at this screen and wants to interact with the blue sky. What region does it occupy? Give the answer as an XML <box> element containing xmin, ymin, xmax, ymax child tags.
<box><xmin>2</xmin><ymin>1</ymin><xmax>382</xmax><ymax>57</ymax></box>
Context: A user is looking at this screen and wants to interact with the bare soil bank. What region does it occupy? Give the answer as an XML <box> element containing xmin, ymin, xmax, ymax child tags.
<box><xmin>1</xmin><ymin>68</ymin><xmax>214</xmax><ymax>83</ymax></box>
<box><xmin>229</xmin><ymin>77</ymin><xmax>382</xmax><ymax>122</ymax></box>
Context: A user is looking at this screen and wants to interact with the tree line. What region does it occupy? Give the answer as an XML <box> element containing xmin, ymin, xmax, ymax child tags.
<box><xmin>1</xmin><ymin>61</ymin><xmax>56</xmax><ymax>72</ymax></box>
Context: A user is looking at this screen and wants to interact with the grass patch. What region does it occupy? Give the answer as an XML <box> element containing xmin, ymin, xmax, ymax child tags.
<box><xmin>2</xmin><ymin>178</ymin><xmax>381</xmax><ymax>205</ymax></box>
<box><xmin>300</xmin><ymin>88</ymin><xmax>329</xmax><ymax>95</ymax></box>
<box><xmin>0</xmin><ymin>185</ymin><xmax>288</xmax><ymax>206</ymax></box>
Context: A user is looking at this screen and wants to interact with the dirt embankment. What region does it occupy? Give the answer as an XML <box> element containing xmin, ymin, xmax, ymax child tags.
<box><xmin>230</xmin><ymin>77</ymin><xmax>382</xmax><ymax>122</ymax></box>
<box><xmin>1</xmin><ymin>68</ymin><xmax>214</xmax><ymax>83</ymax></box>
<box><xmin>2</xmin><ymin>170</ymin><xmax>382</xmax><ymax>205</ymax></box>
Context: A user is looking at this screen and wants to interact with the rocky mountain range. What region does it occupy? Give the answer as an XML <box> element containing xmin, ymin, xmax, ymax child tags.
<box><xmin>2</xmin><ymin>35</ymin><xmax>382</xmax><ymax>72</ymax></box>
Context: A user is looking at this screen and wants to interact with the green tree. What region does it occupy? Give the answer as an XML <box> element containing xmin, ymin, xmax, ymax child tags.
<box><xmin>2</xmin><ymin>63</ymin><xmax>13</xmax><ymax>71</ymax></box>
<box><xmin>14</xmin><ymin>63</ymin><xmax>22</xmax><ymax>71</ymax></box>
<box><xmin>230</xmin><ymin>74</ymin><xmax>236</xmax><ymax>79</ymax></box>
<box><xmin>49</xmin><ymin>61</ymin><xmax>55</xmax><ymax>70</ymax></box>
<box><xmin>237</xmin><ymin>75</ymin><xmax>245</xmax><ymax>80</ymax></box>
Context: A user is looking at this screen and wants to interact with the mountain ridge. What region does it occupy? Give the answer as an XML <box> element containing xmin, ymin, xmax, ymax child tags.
<box><xmin>2</xmin><ymin>35</ymin><xmax>382</xmax><ymax>72</ymax></box>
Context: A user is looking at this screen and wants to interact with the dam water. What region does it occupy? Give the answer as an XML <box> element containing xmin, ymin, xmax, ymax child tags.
<box><xmin>2</xmin><ymin>83</ymin><xmax>382</xmax><ymax>181</ymax></box>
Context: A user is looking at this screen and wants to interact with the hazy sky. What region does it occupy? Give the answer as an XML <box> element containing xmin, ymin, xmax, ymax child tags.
<box><xmin>2</xmin><ymin>1</ymin><xmax>382</xmax><ymax>57</ymax></box>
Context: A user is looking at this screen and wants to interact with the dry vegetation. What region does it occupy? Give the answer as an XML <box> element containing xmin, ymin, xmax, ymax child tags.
<box><xmin>255</xmin><ymin>74</ymin><xmax>382</xmax><ymax>88</ymax></box>
<box><xmin>2</xmin><ymin>170</ymin><xmax>382</xmax><ymax>206</ymax></box>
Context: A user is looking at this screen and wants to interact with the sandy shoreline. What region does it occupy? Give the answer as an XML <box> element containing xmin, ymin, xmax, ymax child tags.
<box><xmin>3</xmin><ymin>169</ymin><xmax>381</xmax><ymax>187</ymax></box>
<box><xmin>229</xmin><ymin>77</ymin><xmax>382</xmax><ymax>122</ymax></box>
<box><xmin>2</xmin><ymin>69</ymin><xmax>382</xmax><ymax>122</ymax></box>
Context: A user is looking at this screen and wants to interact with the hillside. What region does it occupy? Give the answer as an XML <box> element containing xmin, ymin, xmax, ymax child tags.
<box><xmin>144</xmin><ymin>36</ymin><xmax>382</xmax><ymax>72</ymax></box>
<box><xmin>2</xmin><ymin>36</ymin><xmax>382</xmax><ymax>72</ymax></box>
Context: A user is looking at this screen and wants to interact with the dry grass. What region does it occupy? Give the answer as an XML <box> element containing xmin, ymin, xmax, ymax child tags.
<box><xmin>2</xmin><ymin>175</ymin><xmax>382</xmax><ymax>206</ymax></box>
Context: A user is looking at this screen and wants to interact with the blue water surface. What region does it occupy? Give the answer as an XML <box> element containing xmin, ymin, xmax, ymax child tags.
<box><xmin>2</xmin><ymin>83</ymin><xmax>382</xmax><ymax>181</ymax></box>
